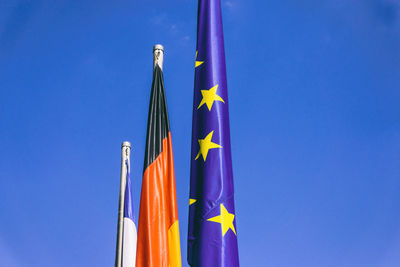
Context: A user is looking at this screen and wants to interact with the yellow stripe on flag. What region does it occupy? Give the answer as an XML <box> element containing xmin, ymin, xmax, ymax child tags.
<box><xmin>168</xmin><ymin>220</ymin><xmax>182</xmax><ymax>267</ymax></box>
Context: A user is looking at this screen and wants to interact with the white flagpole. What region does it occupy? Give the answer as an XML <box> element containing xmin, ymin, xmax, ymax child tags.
<box><xmin>115</xmin><ymin>141</ymin><xmax>131</xmax><ymax>267</ymax></box>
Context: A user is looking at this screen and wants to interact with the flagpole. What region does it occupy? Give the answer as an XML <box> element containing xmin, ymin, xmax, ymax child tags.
<box><xmin>153</xmin><ymin>44</ymin><xmax>164</xmax><ymax>69</ymax></box>
<box><xmin>115</xmin><ymin>141</ymin><xmax>131</xmax><ymax>267</ymax></box>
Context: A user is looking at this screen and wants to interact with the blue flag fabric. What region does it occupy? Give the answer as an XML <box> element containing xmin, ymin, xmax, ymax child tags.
<box><xmin>188</xmin><ymin>0</ymin><xmax>239</xmax><ymax>266</ymax></box>
<box><xmin>124</xmin><ymin>159</ymin><xmax>135</xmax><ymax>221</ymax></box>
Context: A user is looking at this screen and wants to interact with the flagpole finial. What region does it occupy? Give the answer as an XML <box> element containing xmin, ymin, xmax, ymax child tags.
<box><xmin>121</xmin><ymin>141</ymin><xmax>131</xmax><ymax>148</ymax></box>
<box><xmin>153</xmin><ymin>44</ymin><xmax>164</xmax><ymax>70</ymax></box>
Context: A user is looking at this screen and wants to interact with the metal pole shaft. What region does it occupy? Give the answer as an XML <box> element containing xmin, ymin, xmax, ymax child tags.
<box><xmin>115</xmin><ymin>141</ymin><xmax>131</xmax><ymax>267</ymax></box>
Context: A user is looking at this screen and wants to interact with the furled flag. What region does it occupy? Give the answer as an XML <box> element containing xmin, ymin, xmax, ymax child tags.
<box><xmin>188</xmin><ymin>0</ymin><xmax>239</xmax><ymax>266</ymax></box>
<box><xmin>136</xmin><ymin>49</ymin><xmax>182</xmax><ymax>267</ymax></box>
<box><xmin>122</xmin><ymin>158</ymin><xmax>137</xmax><ymax>267</ymax></box>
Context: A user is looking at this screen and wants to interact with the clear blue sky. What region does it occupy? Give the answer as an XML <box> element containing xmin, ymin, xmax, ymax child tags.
<box><xmin>1</xmin><ymin>1</ymin><xmax>399</xmax><ymax>266</ymax></box>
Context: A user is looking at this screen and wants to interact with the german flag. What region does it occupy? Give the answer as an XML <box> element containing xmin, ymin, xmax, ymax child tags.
<box><xmin>136</xmin><ymin>49</ymin><xmax>182</xmax><ymax>267</ymax></box>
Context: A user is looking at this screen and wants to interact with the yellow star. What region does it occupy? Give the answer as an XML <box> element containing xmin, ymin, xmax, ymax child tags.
<box><xmin>197</xmin><ymin>84</ymin><xmax>225</xmax><ymax>111</ymax></box>
<box><xmin>195</xmin><ymin>130</ymin><xmax>222</xmax><ymax>161</ymax></box>
<box><xmin>189</xmin><ymin>199</ymin><xmax>197</xmax><ymax>205</ymax></box>
<box><xmin>195</xmin><ymin>51</ymin><xmax>204</xmax><ymax>67</ymax></box>
<box><xmin>207</xmin><ymin>204</ymin><xmax>236</xmax><ymax>236</ymax></box>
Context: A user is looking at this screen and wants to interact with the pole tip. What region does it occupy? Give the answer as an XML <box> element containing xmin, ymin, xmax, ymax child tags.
<box><xmin>153</xmin><ymin>44</ymin><xmax>164</xmax><ymax>52</ymax></box>
<box><xmin>121</xmin><ymin>141</ymin><xmax>131</xmax><ymax>148</ymax></box>
<box><xmin>153</xmin><ymin>44</ymin><xmax>164</xmax><ymax>70</ymax></box>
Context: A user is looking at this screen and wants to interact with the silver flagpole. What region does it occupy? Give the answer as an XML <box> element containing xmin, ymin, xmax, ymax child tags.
<box><xmin>115</xmin><ymin>141</ymin><xmax>131</xmax><ymax>267</ymax></box>
<box><xmin>153</xmin><ymin>44</ymin><xmax>164</xmax><ymax>69</ymax></box>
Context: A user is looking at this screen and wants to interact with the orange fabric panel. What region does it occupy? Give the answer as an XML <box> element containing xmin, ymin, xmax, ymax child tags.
<box><xmin>136</xmin><ymin>133</ymin><xmax>181</xmax><ymax>267</ymax></box>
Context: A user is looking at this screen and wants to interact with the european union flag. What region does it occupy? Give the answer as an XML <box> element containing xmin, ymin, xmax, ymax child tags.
<box><xmin>188</xmin><ymin>0</ymin><xmax>239</xmax><ymax>266</ymax></box>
